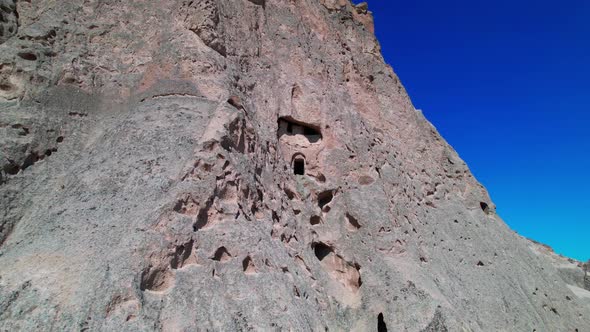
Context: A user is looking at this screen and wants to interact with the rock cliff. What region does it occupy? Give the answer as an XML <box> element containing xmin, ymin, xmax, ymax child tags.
<box><xmin>0</xmin><ymin>0</ymin><xmax>588</xmax><ymax>331</ymax></box>
<box><xmin>526</xmin><ymin>238</ymin><xmax>590</xmax><ymax>307</ymax></box>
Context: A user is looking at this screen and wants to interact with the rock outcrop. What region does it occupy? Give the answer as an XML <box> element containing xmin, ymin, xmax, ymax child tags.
<box><xmin>526</xmin><ymin>238</ymin><xmax>590</xmax><ymax>306</ymax></box>
<box><xmin>0</xmin><ymin>1</ymin><xmax>588</xmax><ymax>331</ymax></box>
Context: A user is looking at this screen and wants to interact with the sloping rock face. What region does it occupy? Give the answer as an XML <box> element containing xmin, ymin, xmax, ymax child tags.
<box><xmin>0</xmin><ymin>1</ymin><xmax>588</xmax><ymax>331</ymax></box>
<box><xmin>526</xmin><ymin>238</ymin><xmax>590</xmax><ymax>306</ymax></box>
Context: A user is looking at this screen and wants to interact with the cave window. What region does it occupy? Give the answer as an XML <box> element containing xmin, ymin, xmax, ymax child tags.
<box><xmin>277</xmin><ymin>117</ymin><xmax>323</xmax><ymax>143</ymax></box>
<box><xmin>293</xmin><ymin>157</ymin><xmax>305</xmax><ymax>175</ymax></box>
<box><xmin>304</xmin><ymin>127</ymin><xmax>317</xmax><ymax>135</ymax></box>
<box><xmin>480</xmin><ymin>202</ymin><xmax>490</xmax><ymax>214</ymax></box>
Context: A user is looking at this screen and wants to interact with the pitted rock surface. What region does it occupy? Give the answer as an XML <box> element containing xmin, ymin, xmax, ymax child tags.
<box><xmin>0</xmin><ymin>1</ymin><xmax>588</xmax><ymax>331</ymax></box>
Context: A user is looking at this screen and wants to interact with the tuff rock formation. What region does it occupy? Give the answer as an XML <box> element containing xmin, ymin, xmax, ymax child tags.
<box><xmin>526</xmin><ymin>238</ymin><xmax>590</xmax><ymax>307</ymax></box>
<box><xmin>0</xmin><ymin>1</ymin><xmax>588</xmax><ymax>331</ymax></box>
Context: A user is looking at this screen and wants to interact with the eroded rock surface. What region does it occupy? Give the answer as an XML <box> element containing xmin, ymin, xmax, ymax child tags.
<box><xmin>526</xmin><ymin>238</ymin><xmax>590</xmax><ymax>306</ymax></box>
<box><xmin>0</xmin><ymin>1</ymin><xmax>588</xmax><ymax>331</ymax></box>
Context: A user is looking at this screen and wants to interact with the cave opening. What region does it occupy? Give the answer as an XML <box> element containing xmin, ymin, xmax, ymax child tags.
<box><xmin>377</xmin><ymin>313</ymin><xmax>387</xmax><ymax>332</ymax></box>
<box><xmin>277</xmin><ymin>116</ymin><xmax>322</xmax><ymax>143</ymax></box>
<box><xmin>313</xmin><ymin>242</ymin><xmax>332</xmax><ymax>261</ymax></box>
<box><xmin>317</xmin><ymin>190</ymin><xmax>334</xmax><ymax>209</ymax></box>
<box><xmin>480</xmin><ymin>202</ymin><xmax>490</xmax><ymax>214</ymax></box>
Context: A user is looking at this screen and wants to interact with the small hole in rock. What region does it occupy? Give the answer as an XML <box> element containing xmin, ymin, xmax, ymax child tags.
<box><xmin>242</xmin><ymin>256</ymin><xmax>256</xmax><ymax>274</ymax></box>
<box><xmin>170</xmin><ymin>240</ymin><xmax>194</xmax><ymax>269</ymax></box>
<box><xmin>480</xmin><ymin>202</ymin><xmax>490</xmax><ymax>214</ymax></box>
<box><xmin>313</xmin><ymin>242</ymin><xmax>333</xmax><ymax>261</ymax></box>
<box><xmin>211</xmin><ymin>246</ymin><xmax>232</xmax><ymax>262</ymax></box>
<box><xmin>378</xmin><ymin>313</ymin><xmax>388</xmax><ymax>332</ymax></box>
<box><xmin>315</xmin><ymin>173</ymin><xmax>326</xmax><ymax>183</ymax></box>
<box><xmin>11</xmin><ymin>124</ymin><xmax>29</xmax><ymax>136</ymax></box>
<box><xmin>139</xmin><ymin>267</ymin><xmax>173</xmax><ymax>292</ymax></box>
<box><xmin>56</xmin><ymin>136</ymin><xmax>64</xmax><ymax>143</ymax></box>
<box><xmin>21</xmin><ymin>153</ymin><xmax>40</xmax><ymax>170</ymax></box>
<box><xmin>310</xmin><ymin>216</ymin><xmax>321</xmax><ymax>225</ymax></box>
<box><xmin>3</xmin><ymin>163</ymin><xmax>20</xmax><ymax>175</ymax></box>
<box><xmin>17</xmin><ymin>52</ymin><xmax>38</xmax><ymax>61</ymax></box>
<box><xmin>317</xmin><ymin>190</ymin><xmax>334</xmax><ymax>209</ymax></box>
<box><xmin>283</xmin><ymin>187</ymin><xmax>296</xmax><ymax>200</ymax></box>
<box><xmin>0</xmin><ymin>83</ymin><xmax>13</xmax><ymax>91</ymax></box>
<box><xmin>345</xmin><ymin>213</ymin><xmax>361</xmax><ymax>231</ymax></box>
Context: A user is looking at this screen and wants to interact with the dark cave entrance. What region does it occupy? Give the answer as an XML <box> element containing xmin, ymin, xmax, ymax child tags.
<box><xmin>293</xmin><ymin>157</ymin><xmax>305</xmax><ymax>175</ymax></box>
<box><xmin>313</xmin><ymin>242</ymin><xmax>332</xmax><ymax>261</ymax></box>
<box><xmin>377</xmin><ymin>313</ymin><xmax>388</xmax><ymax>332</ymax></box>
<box><xmin>480</xmin><ymin>202</ymin><xmax>490</xmax><ymax>214</ymax></box>
<box><xmin>277</xmin><ymin>116</ymin><xmax>322</xmax><ymax>143</ymax></box>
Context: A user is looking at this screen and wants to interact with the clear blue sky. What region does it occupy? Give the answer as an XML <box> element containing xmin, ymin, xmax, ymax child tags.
<box><xmin>358</xmin><ymin>0</ymin><xmax>590</xmax><ymax>261</ymax></box>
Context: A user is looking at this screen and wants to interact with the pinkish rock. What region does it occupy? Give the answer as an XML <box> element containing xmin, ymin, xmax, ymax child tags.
<box><xmin>0</xmin><ymin>1</ymin><xmax>588</xmax><ymax>331</ymax></box>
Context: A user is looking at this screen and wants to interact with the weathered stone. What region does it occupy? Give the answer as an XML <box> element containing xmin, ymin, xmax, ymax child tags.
<box><xmin>526</xmin><ymin>237</ymin><xmax>590</xmax><ymax>305</ymax></box>
<box><xmin>355</xmin><ymin>2</ymin><xmax>368</xmax><ymax>13</ymax></box>
<box><xmin>0</xmin><ymin>0</ymin><xmax>588</xmax><ymax>331</ymax></box>
<box><xmin>0</xmin><ymin>0</ymin><xmax>18</xmax><ymax>44</ymax></box>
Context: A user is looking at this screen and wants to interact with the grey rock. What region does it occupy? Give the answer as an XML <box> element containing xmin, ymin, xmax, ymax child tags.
<box><xmin>0</xmin><ymin>0</ymin><xmax>588</xmax><ymax>331</ymax></box>
<box><xmin>0</xmin><ymin>0</ymin><xmax>18</xmax><ymax>44</ymax></box>
<box><xmin>526</xmin><ymin>238</ymin><xmax>590</xmax><ymax>305</ymax></box>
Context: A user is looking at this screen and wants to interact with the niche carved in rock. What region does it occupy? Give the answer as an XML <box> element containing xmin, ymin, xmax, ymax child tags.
<box><xmin>312</xmin><ymin>242</ymin><xmax>362</xmax><ymax>293</ymax></box>
<box><xmin>277</xmin><ymin>116</ymin><xmax>322</xmax><ymax>143</ymax></box>
<box><xmin>277</xmin><ymin>116</ymin><xmax>324</xmax><ymax>178</ymax></box>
